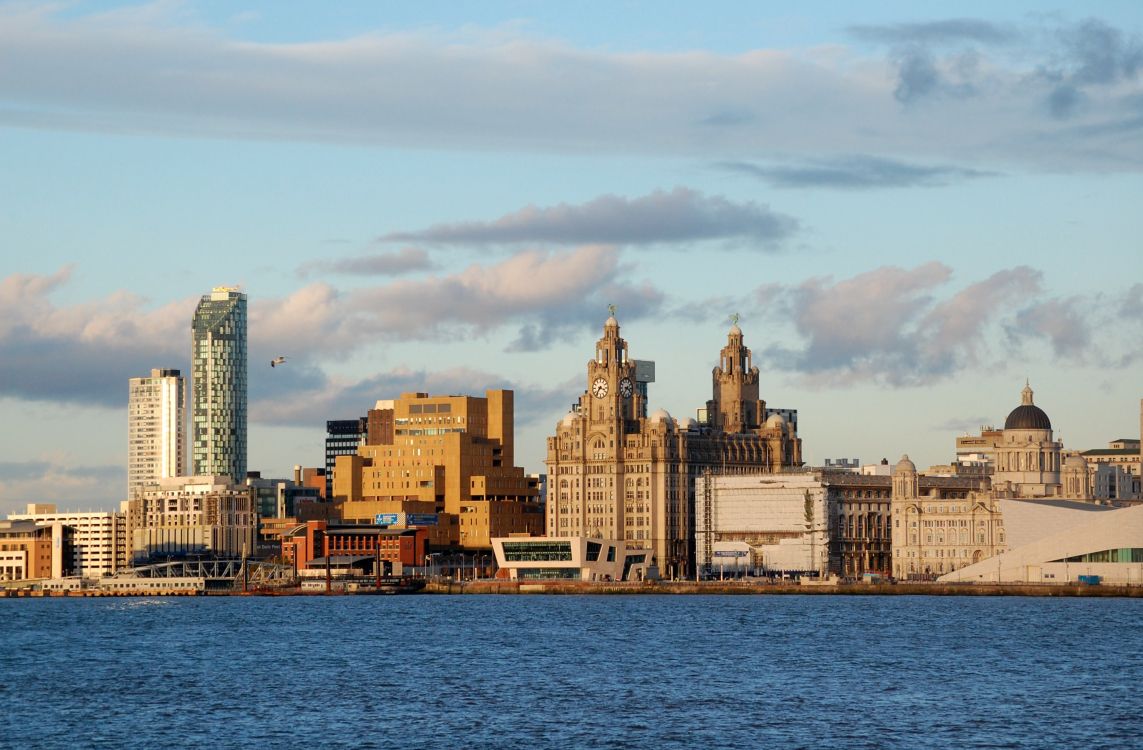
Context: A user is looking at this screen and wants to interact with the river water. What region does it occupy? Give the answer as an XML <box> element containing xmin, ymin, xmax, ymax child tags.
<box><xmin>2</xmin><ymin>595</ymin><xmax>1139</xmax><ymax>749</ymax></box>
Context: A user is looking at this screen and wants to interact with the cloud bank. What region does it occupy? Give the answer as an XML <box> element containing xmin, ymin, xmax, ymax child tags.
<box><xmin>754</xmin><ymin>263</ymin><xmax>1118</xmax><ymax>386</ymax></box>
<box><xmin>0</xmin><ymin>250</ymin><xmax>662</xmax><ymax>409</ymax></box>
<box><xmin>0</xmin><ymin>6</ymin><xmax>1140</xmax><ymax>170</ymax></box>
<box><xmin>0</xmin><ymin>459</ymin><xmax>125</xmax><ymax>515</ymax></box>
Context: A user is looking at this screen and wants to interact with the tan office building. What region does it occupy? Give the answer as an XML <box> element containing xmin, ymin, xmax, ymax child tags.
<box><xmin>334</xmin><ymin>390</ymin><xmax>543</xmax><ymax>549</ymax></box>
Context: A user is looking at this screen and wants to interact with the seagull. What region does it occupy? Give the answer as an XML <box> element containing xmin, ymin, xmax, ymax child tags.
<box><xmin>270</xmin><ymin>356</ymin><xmax>287</xmax><ymax>368</ymax></box>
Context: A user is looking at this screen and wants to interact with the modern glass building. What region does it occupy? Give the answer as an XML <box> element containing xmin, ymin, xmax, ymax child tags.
<box><xmin>127</xmin><ymin>368</ymin><xmax>185</xmax><ymax>498</ymax></box>
<box><xmin>192</xmin><ymin>287</ymin><xmax>247</xmax><ymax>481</ymax></box>
<box><xmin>325</xmin><ymin>417</ymin><xmax>367</xmax><ymax>497</ymax></box>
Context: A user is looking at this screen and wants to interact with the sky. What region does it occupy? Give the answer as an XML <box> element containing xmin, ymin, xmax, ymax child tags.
<box><xmin>2</xmin><ymin>1</ymin><xmax>1142</xmax><ymax>515</ymax></box>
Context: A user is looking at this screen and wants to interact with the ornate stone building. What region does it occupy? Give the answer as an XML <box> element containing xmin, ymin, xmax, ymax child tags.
<box><xmin>890</xmin><ymin>455</ymin><xmax>997</xmax><ymax>579</ymax></box>
<box><xmin>889</xmin><ymin>385</ymin><xmax>1060</xmax><ymax>579</ymax></box>
<box><xmin>545</xmin><ymin>313</ymin><xmax>801</xmax><ymax>578</ymax></box>
<box><xmin>824</xmin><ymin>473</ymin><xmax>893</xmax><ymax>578</ymax></box>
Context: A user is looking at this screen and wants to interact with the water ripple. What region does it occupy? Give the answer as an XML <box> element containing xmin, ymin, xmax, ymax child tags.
<box><xmin>1</xmin><ymin>595</ymin><xmax>1140</xmax><ymax>749</ymax></box>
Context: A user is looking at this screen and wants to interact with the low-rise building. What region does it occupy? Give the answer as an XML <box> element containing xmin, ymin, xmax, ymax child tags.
<box><xmin>126</xmin><ymin>475</ymin><xmax>257</xmax><ymax>563</ymax></box>
<box><xmin>0</xmin><ymin>520</ymin><xmax>72</xmax><ymax>581</ymax></box>
<box><xmin>282</xmin><ymin>520</ymin><xmax>426</xmax><ymax>575</ymax></box>
<box><xmin>491</xmin><ymin>536</ymin><xmax>653</xmax><ymax>581</ymax></box>
<box><xmin>8</xmin><ymin>504</ymin><xmax>127</xmax><ymax>578</ymax></box>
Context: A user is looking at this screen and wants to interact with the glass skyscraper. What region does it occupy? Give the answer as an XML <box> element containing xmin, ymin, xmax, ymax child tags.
<box><xmin>192</xmin><ymin>287</ymin><xmax>247</xmax><ymax>481</ymax></box>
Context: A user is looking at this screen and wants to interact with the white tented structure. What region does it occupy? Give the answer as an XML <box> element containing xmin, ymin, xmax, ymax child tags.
<box><xmin>696</xmin><ymin>473</ymin><xmax>829</xmax><ymax>578</ymax></box>
<box><xmin>939</xmin><ymin>499</ymin><xmax>1143</xmax><ymax>584</ymax></box>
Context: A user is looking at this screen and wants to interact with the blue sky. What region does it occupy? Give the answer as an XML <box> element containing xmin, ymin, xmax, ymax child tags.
<box><xmin>2</xmin><ymin>1</ymin><xmax>1142</xmax><ymax>513</ymax></box>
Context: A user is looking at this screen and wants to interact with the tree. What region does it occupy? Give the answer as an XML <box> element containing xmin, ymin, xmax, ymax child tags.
<box><xmin>804</xmin><ymin>489</ymin><xmax>816</xmax><ymax>576</ymax></box>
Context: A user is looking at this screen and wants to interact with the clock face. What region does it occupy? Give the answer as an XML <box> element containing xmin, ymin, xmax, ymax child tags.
<box><xmin>619</xmin><ymin>377</ymin><xmax>634</xmax><ymax>398</ymax></box>
<box><xmin>591</xmin><ymin>377</ymin><xmax>609</xmax><ymax>399</ymax></box>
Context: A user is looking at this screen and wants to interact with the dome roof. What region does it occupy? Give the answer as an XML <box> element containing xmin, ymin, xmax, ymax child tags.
<box><xmin>764</xmin><ymin>413</ymin><xmax>786</xmax><ymax>428</ymax></box>
<box><xmin>895</xmin><ymin>454</ymin><xmax>916</xmax><ymax>472</ymax></box>
<box><xmin>559</xmin><ymin>411</ymin><xmax>578</xmax><ymax>428</ymax></box>
<box><xmin>678</xmin><ymin>417</ymin><xmax>698</xmax><ymax>430</ymax></box>
<box><xmin>649</xmin><ymin>408</ymin><xmax>673</xmax><ymax>426</ymax></box>
<box><xmin>605</xmin><ymin>315</ymin><xmax>619</xmax><ymax>329</ymax></box>
<box><xmin>1004</xmin><ymin>382</ymin><xmax>1051</xmax><ymax>430</ymax></box>
<box><xmin>1065</xmin><ymin>454</ymin><xmax>1087</xmax><ymax>470</ymax></box>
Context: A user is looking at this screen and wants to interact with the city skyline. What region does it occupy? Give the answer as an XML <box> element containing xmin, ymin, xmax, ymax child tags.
<box><xmin>2</xmin><ymin>1</ymin><xmax>1142</xmax><ymax>514</ymax></box>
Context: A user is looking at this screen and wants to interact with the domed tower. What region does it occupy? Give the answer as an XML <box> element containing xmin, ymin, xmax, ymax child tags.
<box><xmin>1061</xmin><ymin>454</ymin><xmax>1091</xmax><ymax>499</ymax></box>
<box><xmin>706</xmin><ymin>316</ymin><xmax>765</xmax><ymax>434</ymax></box>
<box><xmin>893</xmin><ymin>454</ymin><xmax>919</xmax><ymax>500</ymax></box>
<box><xmin>994</xmin><ymin>381</ymin><xmax>1062</xmax><ymax>497</ymax></box>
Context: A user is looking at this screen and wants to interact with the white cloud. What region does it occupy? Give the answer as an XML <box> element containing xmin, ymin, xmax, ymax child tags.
<box><xmin>0</xmin><ymin>248</ymin><xmax>663</xmax><ymax>405</ymax></box>
<box><xmin>754</xmin><ymin>264</ymin><xmax>1100</xmax><ymax>386</ymax></box>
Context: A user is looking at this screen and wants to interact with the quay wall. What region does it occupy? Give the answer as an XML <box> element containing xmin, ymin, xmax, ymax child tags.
<box><xmin>424</xmin><ymin>580</ymin><xmax>1143</xmax><ymax>597</ymax></box>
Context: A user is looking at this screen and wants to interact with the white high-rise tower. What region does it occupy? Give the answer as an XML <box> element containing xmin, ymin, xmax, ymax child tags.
<box><xmin>127</xmin><ymin>368</ymin><xmax>186</xmax><ymax>498</ymax></box>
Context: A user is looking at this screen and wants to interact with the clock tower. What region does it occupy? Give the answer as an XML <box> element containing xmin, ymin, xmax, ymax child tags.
<box><xmin>546</xmin><ymin>309</ymin><xmax>658</xmax><ymax>553</ymax></box>
<box><xmin>585</xmin><ymin>309</ymin><xmax>643</xmax><ymax>426</ymax></box>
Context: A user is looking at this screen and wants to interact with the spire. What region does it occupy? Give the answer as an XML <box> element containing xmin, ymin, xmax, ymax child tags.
<box><xmin>604</xmin><ymin>303</ymin><xmax>618</xmax><ymax>331</ymax></box>
<box><xmin>1021</xmin><ymin>381</ymin><xmax>1034</xmax><ymax>406</ymax></box>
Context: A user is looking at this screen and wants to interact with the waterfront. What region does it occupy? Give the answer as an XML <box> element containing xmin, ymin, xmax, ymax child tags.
<box><xmin>3</xmin><ymin>596</ymin><xmax>1140</xmax><ymax>749</ymax></box>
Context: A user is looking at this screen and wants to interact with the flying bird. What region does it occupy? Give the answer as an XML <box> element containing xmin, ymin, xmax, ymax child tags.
<box><xmin>270</xmin><ymin>356</ymin><xmax>287</xmax><ymax>368</ymax></box>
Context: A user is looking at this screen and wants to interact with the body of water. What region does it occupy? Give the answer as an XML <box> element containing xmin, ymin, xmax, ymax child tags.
<box><xmin>2</xmin><ymin>595</ymin><xmax>1140</xmax><ymax>749</ymax></box>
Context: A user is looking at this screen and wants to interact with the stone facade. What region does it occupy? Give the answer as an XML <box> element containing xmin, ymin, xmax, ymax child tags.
<box><xmin>127</xmin><ymin>475</ymin><xmax>257</xmax><ymax>563</ymax></box>
<box><xmin>890</xmin><ymin>456</ymin><xmax>1000</xmax><ymax>579</ymax></box>
<box><xmin>823</xmin><ymin>473</ymin><xmax>893</xmax><ymax>578</ymax></box>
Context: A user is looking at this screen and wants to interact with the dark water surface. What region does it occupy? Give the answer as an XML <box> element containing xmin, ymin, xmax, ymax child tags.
<box><xmin>2</xmin><ymin>595</ymin><xmax>1140</xmax><ymax>749</ymax></box>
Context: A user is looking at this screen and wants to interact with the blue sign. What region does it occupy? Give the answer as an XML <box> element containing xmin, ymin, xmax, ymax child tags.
<box><xmin>375</xmin><ymin>513</ymin><xmax>399</xmax><ymax>525</ymax></box>
<box><xmin>405</xmin><ymin>513</ymin><xmax>439</xmax><ymax>527</ymax></box>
